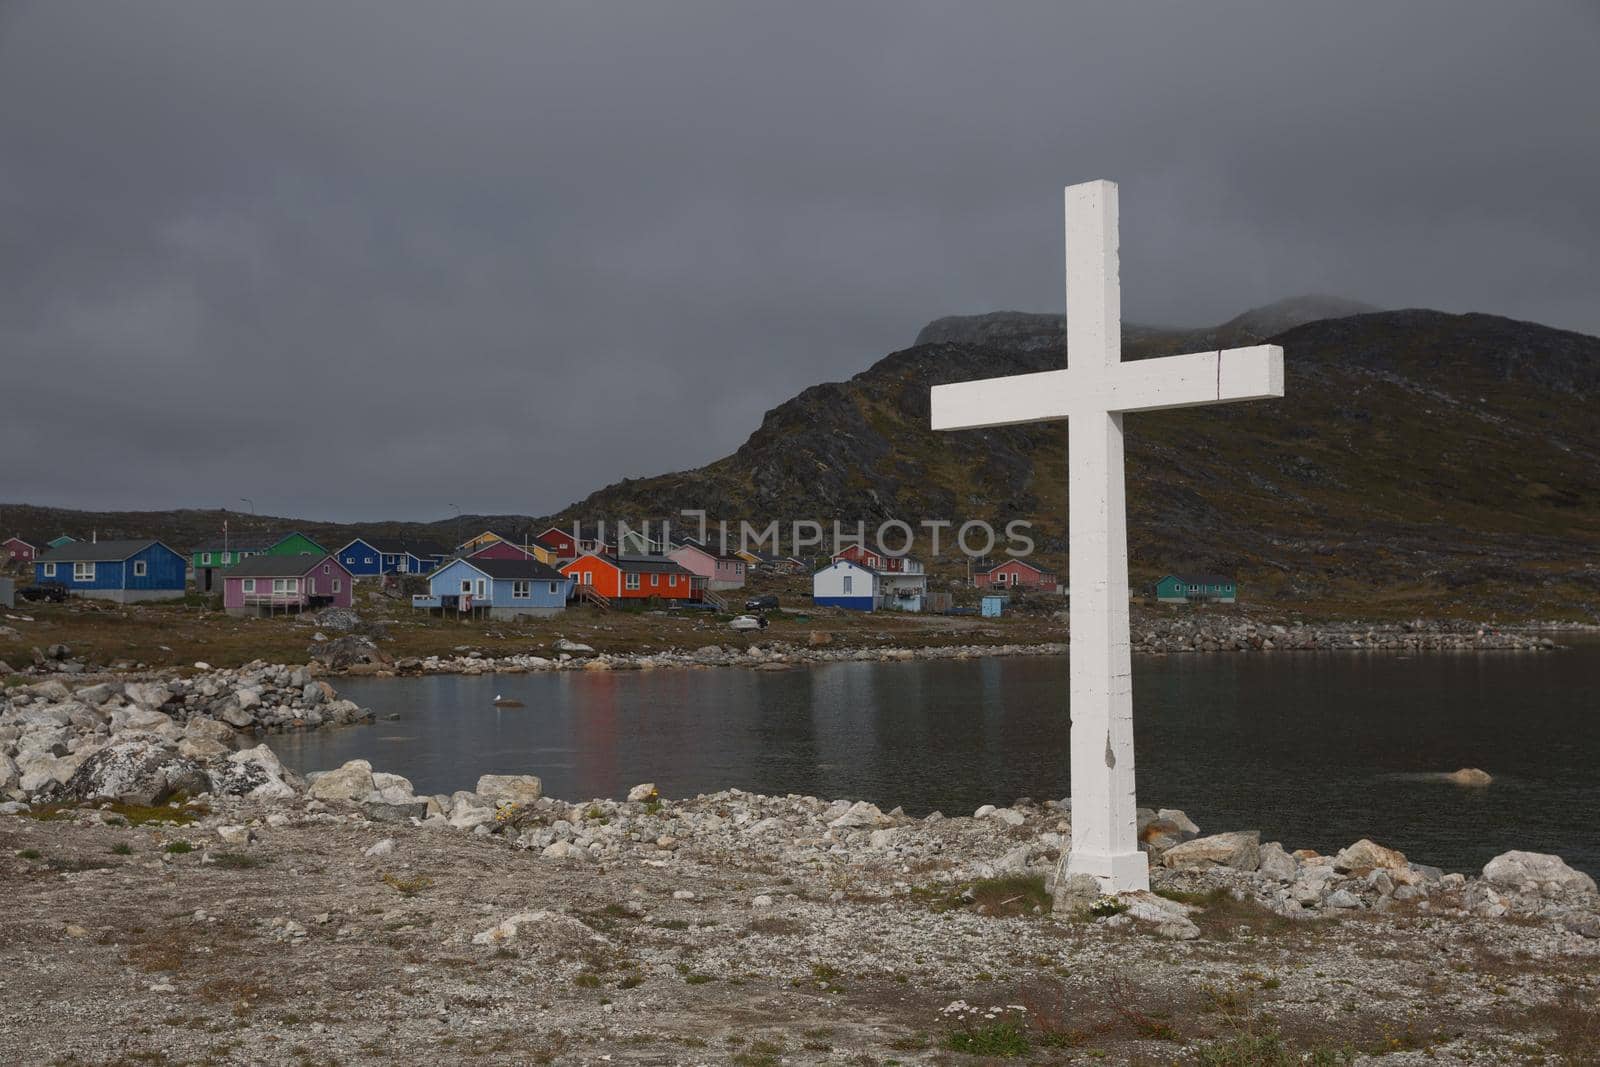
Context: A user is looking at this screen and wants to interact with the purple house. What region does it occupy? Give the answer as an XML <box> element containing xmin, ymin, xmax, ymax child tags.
<box><xmin>223</xmin><ymin>554</ymin><xmax>355</xmax><ymax>617</ymax></box>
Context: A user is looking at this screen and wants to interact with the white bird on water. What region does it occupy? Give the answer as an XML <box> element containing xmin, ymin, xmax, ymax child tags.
<box><xmin>493</xmin><ymin>694</ymin><xmax>525</xmax><ymax>708</ymax></box>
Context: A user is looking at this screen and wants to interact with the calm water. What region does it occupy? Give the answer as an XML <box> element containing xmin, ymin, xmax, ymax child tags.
<box><xmin>271</xmin><ymin>640</ymin><xmax>1600</xmax><ymax>876</ymax></box>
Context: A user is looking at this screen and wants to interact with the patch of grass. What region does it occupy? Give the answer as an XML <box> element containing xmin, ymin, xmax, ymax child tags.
<box><xmin>617</xmin><ymin>974</ymin><xmax>644</xmax><ymax>990</ymax></box>
<box><xmin>381</xmin><ymin>872</ymin><xmax>432</xmax><ymax>896</ymax></box>
<box><xmin>683</xmin><ymin>973</ymin><xmax>715</xmax><ymax>985</ymax></box>
<box><xmin>111</xmin><ymin>842</ymin><xmax>134</xmax><ymax>855</ymax></box>
<box><xmin>944</xmin><ymin>1021</ymin><xmax>1030</xmax><ymax>1057</ymax></box>
<box><xmin>29</xmin><ymin>801</ymin><xmax>206</xmax><ymax>826</ymax></box>
<box><xmin>18</xmin><ymin>848</ymin><xmax>41</xmax><ymax>860</ymax></box>
<box><xmin>163</xmin><ymin>841</ymin><xmax>195</xmax><ymax>854</ymax></box>
<box><xmin>573</xmin><ymin>973</ymin><xmax>602</xmax><ymax>989</ymax></box>
<box><xmin>912</xmin><ymin>874</ymin><xmax>1051</xmax><ymax>918</ymax></box>
<box><xmin>211</xmin><ymin>852</ymin><xmax>269</xmax><ymax>869</ymax></box>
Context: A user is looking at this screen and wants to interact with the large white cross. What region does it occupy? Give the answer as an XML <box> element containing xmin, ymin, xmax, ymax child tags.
<box><xmin>930</xmin><ymin>180</ymin><xmax>1284</xmax><ymax>893</ymax></box>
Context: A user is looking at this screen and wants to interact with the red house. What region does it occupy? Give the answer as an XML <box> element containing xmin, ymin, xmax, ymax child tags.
<box><xmin>4</xmin><ymin>537</ymin><xmax>37</xmax><ymax>565</ymax></box>
<box><xmin>560</xmin><ymin>554</ymin><xmax>695</xmax><ymax>601</ymax></box>
<box><xmin>467</xmin><ymin>541</ymin><xmax>536</xmax><ymax>562</ymax></box>
<box><xmin>832</xmin><ymin>543</ymin><xmax>923</xmax><ymax>575</ymax></box>
<box><xmin>973</xmin><ymin>558</ymin><xmax>1058</xmax><ymax>592</ymax></box>
<box><xmin>535</xmin><ymin>524</ymin><xmax>613</xmax><ymax>560</ymax></box>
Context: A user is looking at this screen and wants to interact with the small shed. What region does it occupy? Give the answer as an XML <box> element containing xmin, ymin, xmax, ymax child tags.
<box><xmin>0</xmin><ymin>577</ymin><xmax>14</xmax><ymax>609</ymax></box>
<box><xmin>980</xmin><ymin>594</ymin><xmax>1008</xmax><ymax>618</ymax></box>
<box><xmin>1155</xmin><ymin>574</ymin><xmax>1237</xmax><ymax>604</ymax></box>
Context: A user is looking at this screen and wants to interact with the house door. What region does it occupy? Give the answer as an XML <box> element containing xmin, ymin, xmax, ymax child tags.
<box><xmin>308</xmin><ymin>578</ymin><xmax>317</xmax><ymax>595</ymax></box>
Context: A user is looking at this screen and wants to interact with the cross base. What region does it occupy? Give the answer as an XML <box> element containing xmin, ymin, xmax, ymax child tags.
<box><xmin>1064</xmin><ymin>848</ymin><xmax>1150</xmax><ymax>895</ymax></box>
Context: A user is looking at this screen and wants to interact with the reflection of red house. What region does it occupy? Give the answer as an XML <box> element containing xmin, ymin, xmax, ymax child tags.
<box><xmin>560</xmin><ymin>554</ymin><xmax>695</xmax><ymax>600</ymax></box>
<box><xmin>468</xmin><ymin>541</ymin><xmax>535</xmax><ymax>562</ymax></box>
<box><xmin>973</xmin><ymin>558</ymin><xmax>1057</xmax><ymax>591</ymax></box>
<box><xmin>4</xmin><ymin>537</ymin><xmax>37</xmax><ymax>564</ymax></box>
<box><xmin>831</xmin><ymin>543</ymin><xmax>923</xmax><ymax>574</ymax></box>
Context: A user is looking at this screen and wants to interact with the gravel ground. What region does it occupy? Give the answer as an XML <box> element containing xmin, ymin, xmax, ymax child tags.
<box><xmin>4</xmin><ymin>791</ymin><xmax>1598</xmax><ymax>1066</ymax></box>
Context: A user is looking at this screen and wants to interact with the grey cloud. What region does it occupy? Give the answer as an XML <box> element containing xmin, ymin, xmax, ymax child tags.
<box><xmin>1</xmin><ymin>1</ymin><xmax>1596</xmax><ymax>519</ymax></box>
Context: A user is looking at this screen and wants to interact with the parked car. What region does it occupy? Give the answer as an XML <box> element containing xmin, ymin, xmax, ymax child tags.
<box><xmin>18</xmin><ymin>583</ymin><xmax>67</xmax><ymax>603</ymax></box>
<box><xmin>744</xmin><ymin>594</ymin><xmax>779</xmax><ymax>611</ymax></box>
<box><xmin>729</xmin><ymin>614</ymin><xmax>768</xmax><ymax>631</ymax></box>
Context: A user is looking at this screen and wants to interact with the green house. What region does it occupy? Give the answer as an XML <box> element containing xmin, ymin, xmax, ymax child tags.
<box><xmin>47</xmin><ymin>534</ymin><xmax>77</xmax><ymax>549</ymax></box>
<box><xmin>190</xmin><ymin>537</ymin><xmax>275</xmax><ymax>592</ymax></box>
<box><xmin>1155</xmin><ymin>574</ymin><xmax>1237</xmax><ymax>604</ymax></box>
<box><xmin>263</xmin><ymin>531</ymin><xmax>328</xmax><ymax>558</ymax></box>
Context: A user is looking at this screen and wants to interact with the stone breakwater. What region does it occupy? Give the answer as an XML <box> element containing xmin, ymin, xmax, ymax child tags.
<box><xmin>383</xmin><ymin>620</ymin><xmax>1555</xmax><ymax>678</ymax></box>
<box><xmin>0</xmin><ymin>667</ymin><xmax>373</xmax><ymax>798</ymax></box>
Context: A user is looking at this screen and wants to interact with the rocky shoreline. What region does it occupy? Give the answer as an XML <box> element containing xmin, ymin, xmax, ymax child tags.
<box><xmin>5</xmin><ymin>710</ymin><xmax>1599</xmax><ymax>1062</ymax></box>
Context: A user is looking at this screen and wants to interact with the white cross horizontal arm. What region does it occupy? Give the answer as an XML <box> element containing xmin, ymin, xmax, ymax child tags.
<box><xmin>929</xmin><ymin>369</ymin><xmax>1073</xmax><ymax>431</ymax></box>
<box><xmin>1094</xmin><ymin>345</ymin><xmax>1284</xmax><ymax>414</ymax></box>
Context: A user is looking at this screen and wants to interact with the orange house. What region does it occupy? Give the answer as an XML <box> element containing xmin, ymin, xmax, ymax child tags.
<box><xmin>560</xmin><ymin>554</ymin><xmax>697</xmax><ymax>600</ymax></box>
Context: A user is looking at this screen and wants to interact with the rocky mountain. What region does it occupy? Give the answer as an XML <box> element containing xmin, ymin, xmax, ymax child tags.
<box><xmin>7</xmin><ymin>299</ymin><xmax>1597</xmax><ymax>617</ymax></box>
<box><xmin>555</xmin><ymin>302</ymin><xmax>1600</xmax><ymax>615</ymax></box>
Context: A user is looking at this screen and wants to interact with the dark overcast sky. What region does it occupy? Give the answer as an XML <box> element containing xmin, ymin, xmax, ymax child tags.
<box><xmin>2</xmin><ymin>2</ymin><xmax>1596</xmax><ymax>521</ymax></box>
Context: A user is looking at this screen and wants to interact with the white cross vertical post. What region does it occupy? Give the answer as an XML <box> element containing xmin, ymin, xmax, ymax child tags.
<box><xmin>930</xmin><ymin>180</ymin><xmax>1284</xmax><ymax>894</ymax></box>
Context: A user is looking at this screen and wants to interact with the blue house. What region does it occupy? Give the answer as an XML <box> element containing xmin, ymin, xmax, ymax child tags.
<box><xmin>416</xmin><ymin>557</ymin><xmax>569</xmax><ymax>619</ymax></box>
<box><xmin>34</xmin><ymin>539</ymin><xmax>187</xmax><ymax>603</ymax></box>
<box><xmin>336</xmin><ymin>537</ymin><xmax>449</xmax><ymax>578</ymax></box>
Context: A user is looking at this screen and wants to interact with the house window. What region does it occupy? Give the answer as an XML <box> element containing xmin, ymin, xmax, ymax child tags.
<box><xmin>582</xmin><ymin>571</ymin><xmax>593</xmax><ymax>585</ymax></box>
<box><xmin>364</xmin><ymin>556</ymin><xmax>373</xmax><ymax>564</ymax></box>
<box><xmin>651</xmin><ymin>573</ymin><xmax>659</xmax><ymax>587</ymax></box>
<box><xmin>43</xmin><ymin>563</ymin><xmax>55</xmax><ymax>577</ymax></box>
<box><xmin>333</xmin><ymin>579</ymin><xmax>342</xmax><ymax>593</ymax></box>
<box><xmin>842</xmin><ymin>575</ymin><xmax>853</xmax><ymax>594</ymax></box>
<box><xmin>625</xmin><ymin>573</ymin><xmax>641</xmax><ymax>590</ymax></box>
<box><xmin>243</xmin><ymin>578</ymin><xmax>255</xmax><ymax>593</ymax></box>
<box><xmin>323</xmin><ymin>564</ymin><xmax>331</xmax><ymax>574</ymax></box>
<box><xmin>133</xmin><ymin>561</ymin><xmax>147</xmax><ymax>577</ymax></box>
<box><xmin>461</xmin><ymin>580</ymin><xmax>473</xmax><ymax>594</ymax></box>
<box><xmin>512</xmin><ymin>580</ymin><xmax>530</xmax><ymax>598</ymax></box>
<box><xmin>273</xmin><ymin>578</ymin><xmax>298</xmax><ymax>594</ymax></box>
<box><xmin>203</xmin><ymin>552</ymin><xmax>213</xmax><ymax>565</ymax></box>
<box><xmin>548</xmin><ymin>582</ymin><xmax>559</xmax><ymax>595</ymax></box>
<box><xmin>668</xmin><ymin>575</ymin><xmax>677</xmax><ymax>586</ymax></box>
<box><xmin>73</xmin><ymin>562</ymin><xmax>95</xmax><ymax>582</ymax></box>
<box><xmin>476</xmin><ymin>579</ymin><xmax>486</xmax><ymax>597</ymax></box>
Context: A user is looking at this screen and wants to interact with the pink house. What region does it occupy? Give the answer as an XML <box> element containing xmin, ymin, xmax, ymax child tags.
<box><xmin>668</xmin><ymin>541</ymin><xmax>747</xmax><ymax>590</ymax></box>
<box><xmin>222</xmin><ymin>554</ymin><xmax>355</xmax><ymax>617</ymax></box>
<box><xmin>4</xmin><ymin>537</ymin><xmax>37</xmax><ymax>565</ymax></box>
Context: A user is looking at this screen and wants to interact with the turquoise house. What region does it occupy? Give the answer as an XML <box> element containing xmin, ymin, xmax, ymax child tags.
<box><xmin>417</xmin><ymin>557</ymin><xmax>570</xmax><ymax>619</ymax></box>
<box><xmin>1155</xmin><ymin>574</ymin><xmax>1237</xmax><ymax>604</ymax></box>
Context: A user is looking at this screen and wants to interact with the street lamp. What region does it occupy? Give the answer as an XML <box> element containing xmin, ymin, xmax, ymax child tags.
<box><xmin>239</xmin><ymin>497</ymin><xmax>255</xmax><ymax>515</ymax></box>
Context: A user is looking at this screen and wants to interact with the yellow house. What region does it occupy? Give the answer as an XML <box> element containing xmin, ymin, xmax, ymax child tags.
<box><xmin>456</xmin><ymin>530</ymin><xmax>505</xmax><ymax>554</ymax></box>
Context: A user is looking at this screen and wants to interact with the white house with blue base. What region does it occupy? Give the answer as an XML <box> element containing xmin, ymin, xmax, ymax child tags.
<box><xmin>416</xmin><ymin>556</ymin><xmax>570</xmax><ymax>619</ymax></box>
<box><xmin>812</xmin><ymin>559</ymin><xmax>878</xmax><ymax>611</ymax></box>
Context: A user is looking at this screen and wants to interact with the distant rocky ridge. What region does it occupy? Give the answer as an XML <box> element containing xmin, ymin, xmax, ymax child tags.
<box><xmin>7</xmin><ymin>296</ymin><xmax>1599</xmax><ymax>616</ymax></box>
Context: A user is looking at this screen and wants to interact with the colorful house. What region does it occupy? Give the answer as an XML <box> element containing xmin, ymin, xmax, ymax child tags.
<box><xmin>455</xmin><ymin>530</ymin><xmax>506</xmax><ymax>555</ymax></box>
<box><xmin>560</xmin><ymin>554</ymin><xmax>696</xmax><ymax>602</ymax></box>
<box><xmin>831</xmin><ymin>543</ymin><xmax>925</xmax><ymax>575</ymax></box>
<box><xmin>535</xmin><ymin>524</ymin><xmax>613</xmax><ymax>561</ymax></box>
<box><xmin>263</xmin><ymin>531</ymin><xmax>327</xmax><ymax>558</ymax></box>
<box><xmin>466</xmin><ymin>540</ymin><xmax>537</xmax><ymax>563</ymax></box>
<box><xmin>4</xmin><ymin>537</ymin><xmax>38</xmax><ymax>565</ymax></box>
<box><xmin>335</xmin><ymin>537</ymin><xmax>449</xmax><ymax>578</ymax></box>
<box><xmin>223</xmin><ymin>554</ymin><xmax>355</xmax><ymax>617</ymax></box>
<box><xmin>812</xmin><ymin>558</ymin><xmax>926</xmax><ymax>612</ymax></box>
<box><xmin>812</xmin><ymin>559</ymin><xmax>879</xmax><ymax>611</ymax></box>
<box><xmin>735</xmin><ymin>549</ymin><xmax>806</xmax><ymax>574</ymax></box>
<box><xmin>1155</xmin><ymin>574</ymin><xmax>1237</xmax><ymax>604</ymax></box>
<box><xmin>973</xmin><ymin>558</ymin><xmax>1058</xmax><ymax>592</ymax></box>
<box><xmin>418</xmin><ymin>557</ymin><xmax>569</xmax><ymax>619</ymax></box>
<box><xmin>190</xmin><ymin>537</ymin><xmax>273</xmax><ymax>592</ymax></box>
<box><xmin>668</xmin><ymin>541</ymin><xmax>747</xmax><ymax>590</ymax></box>
<box><xmin>34</xmin><ymin>539</ymin><xmax>187</xmax><ymax>603</ymax></box>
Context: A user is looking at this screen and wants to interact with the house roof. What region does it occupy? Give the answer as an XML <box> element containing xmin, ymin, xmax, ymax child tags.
<box><xmin>224</xmin><ymin>554</ymin><xmax>343</xmax><ymax>578</ymax></box>
<box><xmin>1163</xmin><ymin>574</ymin><xmax>1234</xmax><ymax>585</ymax></box>
<box><xmin>36</xmin><ymin>539</ymin><xmax>172</xmax><ymax>563</ymax></box>
<box><xmin>974</xmin><ymin>558</ymin><xmax>1050</xmax><ymax>576</ymax></box>
<box><xmin>191</xmin><ymin>537</ymin><xmax>275</xmax><ymax>554</ymax></box>
<box><xmin>464</xmin><ymin>558</ymin><xmax>566</xmax><ymax>581</ymax></box>
<box><xmin>820</xmin><ymin>558</ymin><xmax>878</xmax><ymax>577</ymax></box>
<box><xmin>4</xmin><ymin>536</ymin><xmax>37</xmax><ymax>547</ymax></box>
<box><xmin>363</xmin><ymin>537</ymin><xmax>449</xmax><ymax>557</ymax></box>
<box><xmin>670</xmin><ymin>541</ymin><xmax>742</xmax><ymax>564</ymax></box>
